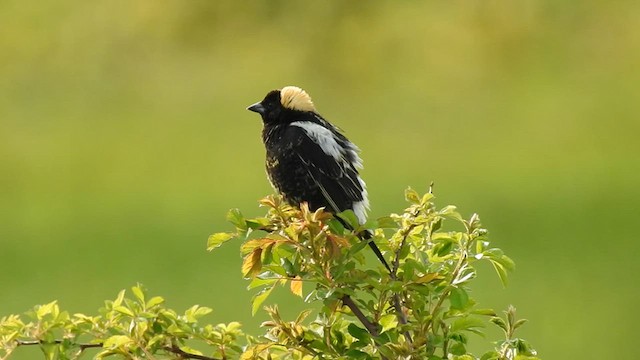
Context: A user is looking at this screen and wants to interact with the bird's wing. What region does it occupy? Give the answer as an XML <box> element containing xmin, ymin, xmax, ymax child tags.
<box><xmin>285</xmin><ymin>123</ymin><xmax>367</xmax><ymax>216</ymax></box>
<box><xmin>288</xmin><ymin>124</ymin><xmax>387</xmax><ymax>271</ymax></box>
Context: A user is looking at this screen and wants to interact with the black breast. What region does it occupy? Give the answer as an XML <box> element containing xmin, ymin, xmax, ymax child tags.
<box><xmin>262</xmin><ymin>124</ymin><xmax>350</xmax><ymax>213</ymax></box>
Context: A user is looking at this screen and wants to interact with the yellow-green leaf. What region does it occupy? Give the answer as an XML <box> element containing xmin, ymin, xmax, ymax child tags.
<box><xmin>146</xmin><ymin>296</ymin><xmax>164</xmax><ymax>309</ymax></box>
<box><xmin>405</xmin><ymin>187</ymin><xmax>420</xmax><ymax>204</ymax></box>
<box><xmin>379</xmin><ymin>314</ymin><xmax>398</xmax><ymax>333</ymax></box>
<box><xmin>35</xmin><ymin>301</ymin><xmax>58</xmax><ymax>320</ymax></box>
<box><xmin>290</xmin><ymin>276</ymin><xmax>303</xmax><ymax>297</ymax></box>
<box><xmin>415</xmin><ymin>272</ymin><xmax>443</xmax><ymax>284</ymax></box>
<box><xmin>242</xmin><ymin>249</ymin><xmax>263</xmax><ymax>278</ymax></box>
<box><xmin>178</xmin><ymin>346</ymin><xmax>203</xmax><ymax>356</ymax></box>
<box><xmin>113</xmin><ymin>306</ymin><xmax>134</xmax><ymax>317</ymax></box>
<box><xmin>226</xmin><ymin>208</ymin><xmax>246</xmax><ymax>230</ymax></box>
<box><xmin>241</xmin><ymin>238</ymin><xmax>275</xmax><ymax>255</ymax></box>
<box><xmin>207</xmin><ymin>232</ymin><xmax>235</xmax><ymax>251</ymax></box>
<box><xmin>131</xmin><ymin>285</ymin><xmax>145</xmax><ymax>303</ymax></box>
<box><xmin>103</xmin><ymin>335</ymin><xmax>133</xmax><ymax>349</ymax></box>
<box><xmin>491</xmin><ymin>260</ymin><xmax>509</xmax><ymax>287</ymax></box>
<box><xmin>113</xmin><ymin>290</ymin><xmax>126</xmax><ymax>307</ymax></box>
<box><xmin>251</xmin><ymin>285</ymin><xmax>275</xmax><ymax>316</ymax></box>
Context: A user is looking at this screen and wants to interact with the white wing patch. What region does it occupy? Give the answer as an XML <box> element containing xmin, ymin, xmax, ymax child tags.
<box><xmin>347</xmin><ymin>147</ymin><xmax>363</xmax><ymax>169</ymax></box>
<box><xmin>291</xmin><ymin>121</ymin><xmax>369</xmax><ymax>224</ymax></box>
<box><xmin>352</xmin><ymin>176</ymin><xmax>370</xmax><ymax>224</ymax></box>
<box><xmin>291</xmin><ymin>121</ymin><xmax>345</xmax><ymax>163</ymax></box>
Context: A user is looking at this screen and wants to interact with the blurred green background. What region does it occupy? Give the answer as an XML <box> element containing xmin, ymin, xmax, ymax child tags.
<box><xmin>1</xmin><ymin>1</ymin><xmax>639</xmax><ymax>359</ymax></box>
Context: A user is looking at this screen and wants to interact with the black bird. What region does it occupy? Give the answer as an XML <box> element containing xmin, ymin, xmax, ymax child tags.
<box><xmin>247</xmin><ymin>86</ymin><xmax>391</xmax><ymax>272</ymax></box>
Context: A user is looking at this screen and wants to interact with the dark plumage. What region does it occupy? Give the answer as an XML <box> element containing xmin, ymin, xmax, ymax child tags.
<box><xmin>247</xmin><ymin>86</ymin><xmax>390</xmax><ymax>271</ymax></box>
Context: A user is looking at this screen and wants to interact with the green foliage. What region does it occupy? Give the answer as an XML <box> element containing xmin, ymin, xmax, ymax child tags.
<box><xmin>0</xmin><ymin>284</ymin><xmax>243</xmax><ymax>360</ymax></box>
<box><xmin>0</xmin><ymin>189</ymin><xmax>539</xmax><ymax>359</ymax></box>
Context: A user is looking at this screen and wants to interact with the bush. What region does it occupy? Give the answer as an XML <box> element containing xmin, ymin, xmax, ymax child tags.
<box><xmin>0</xmin><ymin>188</ymin><xmax>539</xmax><ymax>359</ymax></box>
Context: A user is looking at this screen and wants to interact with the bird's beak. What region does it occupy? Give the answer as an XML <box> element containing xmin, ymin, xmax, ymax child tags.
<box><xmin>247</xmin><ymin>102</ymin><xmax>266</xmax><ymax>115</ymax></box>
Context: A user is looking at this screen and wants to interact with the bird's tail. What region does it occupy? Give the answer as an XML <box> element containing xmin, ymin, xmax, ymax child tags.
<box><xmin>359</xmin><ymin>230</ymin><xmax>392</xmax><ymax>273</ymax></box>
<box><xmin>334</xmin><ymin>216</ymin><xmax>392</xmax><ymax>273</ymax></box>
<box><xmin>298</xmin><ymin>166</ymin><xmax>390</xmax><ymax>271</ymax></box>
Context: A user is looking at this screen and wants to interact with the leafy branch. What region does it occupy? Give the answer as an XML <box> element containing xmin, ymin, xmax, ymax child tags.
<box><xmin>1</xmin><ymin>187</ymin><xmax>539</xmax><ymax>359</ymax></box>
<box><xmin>0</xmin><ymin>285</ymin><xmax>242</xmax><ymax>360</ymax></box>
<box><xmin>210</xmin><ymin>188</ymin><xmax>539</xmax><ymax>359</ymax></box>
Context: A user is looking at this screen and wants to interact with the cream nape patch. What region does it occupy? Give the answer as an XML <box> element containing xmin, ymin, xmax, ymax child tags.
<box><xmin>280</xmin><ymin>86</ymin><xmax>316</xmax><ymax>112</ymax></box>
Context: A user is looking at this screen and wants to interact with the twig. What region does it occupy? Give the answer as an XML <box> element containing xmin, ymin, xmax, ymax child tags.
<box><xmin>270</xmin><ymin>320</ymin><xmax>320</xmax><ymax>357</ymax></box>
<box><xmin>340</xmin><ymin>295</ymin><xmax>380</xmax><ymax>337</ymax></box>
<box><xmin>166</xmin><ymin>344</ymin><xmax>221</xmax><ymax>360</ymax></box>
<box><xmin>16</xmin><ymin>340</ymin><xmax>102</xmax><ymax>350</ymax></box>
<box><xmin>425</xmin><ymin>240</ymin><xmax>470</xmax><ymax>334</ymax></box>
<box><xmin>391</xmin><ymin>223</ymin><xmax>416</xmax><ymax>346</ymax></box>
<box><xmin>14</xmin><ymin>340</ymin><xmax>220</xmax><ymax>360</ymax></box>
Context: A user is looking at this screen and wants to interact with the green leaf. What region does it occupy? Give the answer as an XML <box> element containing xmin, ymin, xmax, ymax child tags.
<box><xmin>327</xmin><ymin>218</ymin><xmax>345</xmax><ymax>234</ymax></box>
<box><xmin>40</xmin><ymin>343</ymin><xmax>56</xmax><ymax>360</ymax></box>
<box><xmin>226</xmin><ymin>208</ymin><xmax>247</xmax><ymax>231</ymax></box>
<box><xmin>421</xmin><ymin>192</ymin><xmax>434</xmax><ymax>205</ymax></box>
<box><xmin>344</xmin><ymin>349</ymin><xmax>369</xmax><ymax>359</ymax></box>
<box><xmin>403</xmin><ymin>258</ymin><xmax>426</xmax><ymax>274</ymax></box>
<box><xmin>347</xmin><ymin>237</ymin><xmax>371</xmax><ymax>257</ymax></box>
<box><xmin>241</xmin><ymin>239</ymin><xmax>267</xmax><ymax>254</ymax></box>
<box><xmin>448</xmin><ymin>343</ymin><xmax>468</xmax><ymax>356</ymax></box>
<box><xmin>347</xmin><ymin>323</ymin><xmax>370</xmax><ymax>342</ymax></box>
<box><xmin>337</xmin><ymin>209</ymin><xmax>360</xmax><ymax>229</ymax></box>
<box><xmin>472</xmin><ymin>309</ymin><xmax>497</xmax><ymax>316</ymax></box>
<box><xmin>449</xmin><ymin>287</ymin><xmax>469</xmax><ymax>310</ymax></box>
<box><xmin>405</xmin><ymin>187</ymin><xmax>420</xmax><ymax>204</ymax></box>
<box><xmin>498</xmin><ymin>254</ymin><xmax>516</xmax><ymax>272</ymax></box>
<box><xmin>261</xmin><ymin>242</ymin><xmax>275</xmax><ymax>264</ymax></box>
<box><xmin>361</xmin><ymin>218</ymin><xmax>378</xmax><ymax>231</ymax></box>
<box><xmin>103</xmin><ymin>335</ymin><xmax>133</xmax><ymax>349</ymax></box>
<box><xmin>450</xmin><ymin>354</ymin><xmax>473</xmax><ymax>360</ymax></box>
<box><xmin>439</xmin><ymin>205</ymin><xmax>463</xmax><ymax>221</ymax></box>
<box><xmin>242</xmin><ymin>248</ymin><xmax>263</xmax><ymax>278</ymax></box>
<box><xmin>481</xmin><ymin>351</ymin><xmax>500</xmax><ymax>360</ymax></box>
<box><xmin>245</xmin><ymin>218</ymin><xmax>271</xmax><ymax>230</ymax></box>
<box><xmin>131</xmin><ymin>285</ymin><xmax>145</xmax><ymax>303</ymax></box>
<box><xmin>207</xmin><ymin>232</ymin><xmax>235</xmax><ymax>251</ymax></box>
<box><xmin>295</xmin><ymin>309</ymin><xmax>312</xmax><ymax>324</ymax></box>
<box><xmin>451</xmin><ymin>316</ymin><xmax>485</xmax><ymax>333</ymax></box>
<box><xmin>376</xmin><ymin>216</ymin><xmax>397</xmax><ymax>229</ymax></box>
<box><xmin>113</xmin><ymin>306</ymin><xmax>134</xmax><ymax>317</ymax></box>
<box><xmin>251</xmin><ymin>285</ymin><xmax>275</xmax><ymax>316</ymax></box>
<box><xmin>415</xmin><ymin>272</ymin><xmax>443</xmax><ymax>284</ymax></box>
<box><xmin>435</xmin><ymin>240</ymin><xmax>454</xmax><ymax>257</ymax></box>
<box><xmin>225</xmin><ymin>321</ymin><xmax>243</xmax><ymax>333</ymax></box>
<box><xmin>281</xmin><ymin>257</ymin><xmax>295</xmax><ymax>275</ymax></box>
<box><xmin>490</xmin><ymin>260</ymin><xmax>509</xmax><ymax>287</ymax></box>
<box><xmin>178</xmin><ymin>346</ymin><xmax>203</xmax><ymax>356</ymax></box>
<box><xmin>490</xmin><ymin>317</ymin><xmax>508</xmax><ymax>333</ymax></box>
<box><xmin>35</xmin><ymin>301</ymin><xmax>58</xmax><ymax>320</ymax></box>
<box><xmin>113</xmin><ymin>289</ymin><xmax>126</xmax><ymax>307</ymax></box>
<box><xmin>146</xmin><ymin>296</ymin><xmax>164</xmax><ymax>309</ymax></box>
<box><xmin>247</xmin><ymin>277</ymin><xmax>276</xmax><ymax>290</ymax></box>
<box><xmin>379</xmin><ymin>314</ymin><xmax>398</xmax><ymax>333</ymax></box>
<box><xmin>189</xmin><ymin>305</ymin><xmax>213</xmax><ymax>320</ymax></box>
<box><xmin>513</xmin><ymin>318</ymin><xmax>528</xmax><ymax>331</ymax></box>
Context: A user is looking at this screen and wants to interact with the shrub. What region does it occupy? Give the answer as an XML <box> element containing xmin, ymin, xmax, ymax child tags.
<box><xmin>0</xmin><ymin>188</ymin><xmax>539</xmax><ymax>360</ymax></box>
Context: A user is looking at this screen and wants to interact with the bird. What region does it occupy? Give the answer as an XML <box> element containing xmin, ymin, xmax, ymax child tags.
<box><xmin>247</xmin><ymin>86</ymin><xmax>391</xmax><ymax>272</ymax></box>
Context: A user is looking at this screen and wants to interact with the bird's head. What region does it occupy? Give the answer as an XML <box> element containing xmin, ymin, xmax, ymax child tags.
<box><xmin>247</xmin><ymin>86</ymin><xmax>316</xmax><ymax>124</ymax></box>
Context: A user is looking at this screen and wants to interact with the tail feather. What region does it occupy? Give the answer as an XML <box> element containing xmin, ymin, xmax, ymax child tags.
<box><xmin>334</xmin><ymin>215</ymin><xmax>391</xmax><ymax>272</ymax></box>
<box><xmin>359</xmin><ymin>230</ymin><xmax>392</xmax><ymax>273</ymax></box>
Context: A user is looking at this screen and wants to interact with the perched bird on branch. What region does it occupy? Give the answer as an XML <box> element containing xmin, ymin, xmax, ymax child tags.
<box><xmin>247</xmin><ymin>86</ymin><xmax>390</xmax><ymax>272</ymax></box>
